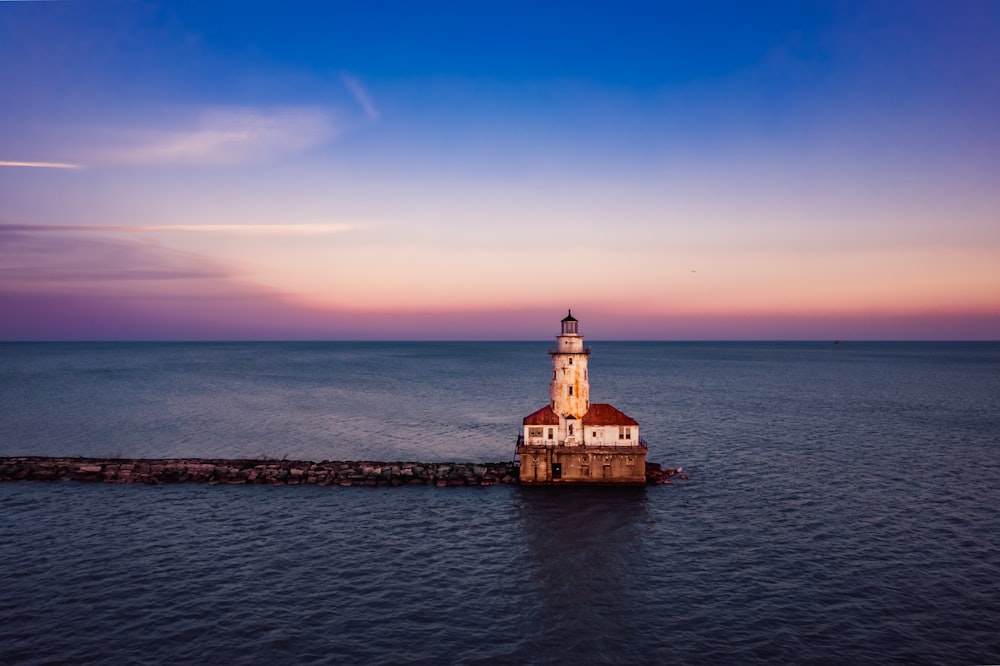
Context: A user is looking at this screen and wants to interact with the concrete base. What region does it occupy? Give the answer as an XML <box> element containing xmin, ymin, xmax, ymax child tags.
<box><xmin>516</xmin><ymin>445</ymin><xmax>647</xmax><ymax>485</ymax></box>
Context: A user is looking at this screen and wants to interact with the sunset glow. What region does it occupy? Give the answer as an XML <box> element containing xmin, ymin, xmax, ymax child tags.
<box><xmin>1</xmin><ymin>1</ymin><xmax>998</xmax><ymax>339</ymax></box>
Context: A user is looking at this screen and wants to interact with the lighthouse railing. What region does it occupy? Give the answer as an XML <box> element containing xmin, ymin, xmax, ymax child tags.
<box><xmin>547</xmin><ymin>347</ymin><xmax>592</xmax><ymax>355</ymax></box>
<box><xmin>517</xmin><ymin>436</ymin><xmax>649</xmax><ymax>450</ymax></box>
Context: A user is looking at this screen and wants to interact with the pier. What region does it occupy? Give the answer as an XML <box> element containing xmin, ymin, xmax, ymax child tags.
<box><xmin>0</xmin><ymin>457</ymin><xmax>683</xmax><ymax>486</ymax></box>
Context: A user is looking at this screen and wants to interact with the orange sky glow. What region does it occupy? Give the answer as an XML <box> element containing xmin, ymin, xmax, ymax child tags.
<box><xmin>1</xmin><ymin>2</ymin><xmax>998</xmax><ymax>339</ymax></box>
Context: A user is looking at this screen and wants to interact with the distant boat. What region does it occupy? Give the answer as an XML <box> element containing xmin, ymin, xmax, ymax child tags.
<box><xmin>834</xmin><ymin>340</ymin><xmax>842</xmax><ymax>345</ymax></box>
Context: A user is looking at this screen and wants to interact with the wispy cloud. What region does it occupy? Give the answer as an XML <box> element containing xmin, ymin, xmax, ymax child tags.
<box><xmin>0</xmin><ymin>227</ymin><xmax>234</xmax><ymax>285</ymax></box>
<box><xmin>0</xmin><ymin>161</ymin><xmax>82</xmax><ymax>169</ymax></box>
<box><xmin>342</xmin><ymin>73</ymin><xmax>380</xmax><ymax>121</ymax></box>
<box><xmin>0</xmin><ymin>223</ymin><xmax>359</xmax><ymax>235</ymax></box>
<box><xmin>0</xmin><ymin>220</ymin><xmax>342</xmax><ymax>340</ymax></box>
<box><xmin>97</xmin><ymin>107</ymin><xmax>336</xmax><ymax>166</ymax></box>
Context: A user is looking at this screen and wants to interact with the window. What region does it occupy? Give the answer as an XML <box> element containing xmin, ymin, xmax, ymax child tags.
<box><xmin>568</xmin><ymin>357</ymin><xmax>573</xmax><ymax>365</ymax></box>
<box><xmin>547</xmin><ymin>428</ymin><xmax>554</xmax><ymax>440</ymax></box>
<box><xmin>568</xmin><ymin>386</ymin><xmax>573</xmax><ymax>396</ymax></box>
<box><xmin>551</xmin><ymin>463</ymin><xmax>562</xmax><ymax>479</ymax></box>
<box><xmin>568</xmin><ymin>424</ymin><xmax>574</xmax><ymax>436</ymax></box>
<box><xmin>619</xmin><ymin>426</ymin><xmax>625</xmax><ymax>440</ymax></box>
<box><xmin>626</xmin><ymin>428</ymin><xmax>631</xmax><ymax>440</ymax></box>
<box><xmin>592</xmin><ymin>431</ymin><xmax>598</xmax><ymax>438</ymax></box>
<box><xmin>528</xmin><ymin>427</ymin><xmax>543</xmax><ymax>438</ymax></box>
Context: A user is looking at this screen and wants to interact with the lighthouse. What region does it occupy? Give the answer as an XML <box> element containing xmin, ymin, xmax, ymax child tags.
<box><xmin>517</xmin><ymin>311</ymin><xmax>647</xmax><ymax>485</ymax></box>
<box><xmin>550</xmin><ymin>310</ymin><xmax>590</xmax><ymax>426</ymax></box>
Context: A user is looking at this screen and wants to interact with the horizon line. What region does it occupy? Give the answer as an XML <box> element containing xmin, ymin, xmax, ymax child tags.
<box><xmin>1</xmin><ymin>338</ymin><xmax>996</xmax><ymax>344</ymax></box>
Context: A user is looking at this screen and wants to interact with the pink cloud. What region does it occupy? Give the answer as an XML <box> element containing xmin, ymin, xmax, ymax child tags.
<box><xmin>4</xmin><ymin>293</ymin><xmax>997</xmax><ymax>341</ymax></box>
<box><xmin>0</xmin><ymin>226</ymin><xmax>232</xmax><ymax>285</ymax></box>
<box><xmin>96</xmin><ymin>107</ymin><xmax>336</xmax><ymax>166</ymax></box>
<box><xmin>1</xmin><ymin>226</ymin><xmax>996</xmax><ymax>340</ymax></box>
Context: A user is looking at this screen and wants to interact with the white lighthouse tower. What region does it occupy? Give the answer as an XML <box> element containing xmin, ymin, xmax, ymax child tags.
<box><xmin>549</xmin><ymin>311</ymin><xmax>590</xmax><ymax>433</ymax></box>
<box><xmin>518</xmin><ymin>310</ymin><xmax>646</xmax><ymax>484</ymax></box>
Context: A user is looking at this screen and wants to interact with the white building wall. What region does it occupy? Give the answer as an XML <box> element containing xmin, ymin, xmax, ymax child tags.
<box><xmin>524</xmin><ymin>424</ymin><xmax>556</xmax><ymax>445</ymax></box>
<box><xmin>582</xmin><ymin>425</ymin><xmax>639</xmax><ymax>446</ymax></box>
<box><xmin>526</xmin><ymin>422</ymin><xmax>640</xmax><ymax>447</ymax></box>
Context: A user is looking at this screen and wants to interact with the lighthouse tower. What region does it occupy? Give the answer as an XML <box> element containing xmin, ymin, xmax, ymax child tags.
<box><xmin>517</xmin><ymin>310</ymin><xmax>646</xmax><ymax>485</ymax></box>
<box><xmin>549</xmin><ymin>310</ymin><xmax>590</xmax><ymax>422</ymax></box>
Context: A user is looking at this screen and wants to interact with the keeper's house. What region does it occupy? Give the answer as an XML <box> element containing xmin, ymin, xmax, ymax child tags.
<box><xmin>516</xmin><ymin>311</ymin><xmax>647</xmax><ymax>485</ymax></box>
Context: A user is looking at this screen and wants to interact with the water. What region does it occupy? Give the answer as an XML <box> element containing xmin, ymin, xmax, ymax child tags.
<box><xmin>1</xmin><ymin>341</ymin><xmax>998</xmax><ymax>664</ymax></box>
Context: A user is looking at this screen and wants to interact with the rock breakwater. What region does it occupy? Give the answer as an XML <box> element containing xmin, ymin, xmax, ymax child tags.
<box><xmin>645</xmin><ymin>462</ymin><xmax>689</xmax><ymax>484</ymax></box>
<box><xmin>0</xmin><ymin>457</ymin><xmax>685</xmax><ymax>486</ymax></box>
<box><xmin>0</xmin><ymin>457</ymin><xmax>520</xmax><ymax>487</ymax></box>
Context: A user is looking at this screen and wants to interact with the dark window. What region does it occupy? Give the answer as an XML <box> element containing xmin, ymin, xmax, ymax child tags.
<box><xmin>547</xmin><ymin>428</ymin><xmax>554</xmax><ymax>440</ymax></box>
<box><xmin>551</xmin><ymin>463</ymin><xmax>562</xmax><ymax>479</ymax></box>
<box><xmin>569</xmin><ymin>357</ymin><xmax>573</xmax><ymax>365</ymax></box>
<box><xmin>568</xmin><ymin>386</ymin><xmax>573</xmax><ymax>396</ymax></box>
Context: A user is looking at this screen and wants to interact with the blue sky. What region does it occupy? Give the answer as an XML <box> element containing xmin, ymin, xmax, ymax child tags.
<box><xmin>1</xmin><ymin>1</ymin><xmax>998</xmax><ymax>339</ymax></box>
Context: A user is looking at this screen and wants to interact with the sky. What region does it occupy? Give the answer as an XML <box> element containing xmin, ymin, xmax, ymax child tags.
<box><xmin>1</xmin><ymin>0</ymin><xmax>998</xmax><ymax>340</ymax></box>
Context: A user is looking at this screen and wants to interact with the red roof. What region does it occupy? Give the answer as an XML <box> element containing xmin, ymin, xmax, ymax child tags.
<box><xmin>522</xmin><ymin>405</ymin><xmax>559</xmax><ymax>425</ymax></box>
<box><xmin>582</xmin><ymin>403</ymin><xmax>639</xmax><ymax>426</ymax></box>
<box><xmin>523</xmin><ymin>403</ymin><xmax>638</xmax><ymax>426</ymax></box>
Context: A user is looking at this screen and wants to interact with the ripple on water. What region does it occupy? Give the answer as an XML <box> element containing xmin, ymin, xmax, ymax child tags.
<box><xmin>1</xmin><ymin>343</ymin><xmax>999</xmax><ymax>664</ymax></box>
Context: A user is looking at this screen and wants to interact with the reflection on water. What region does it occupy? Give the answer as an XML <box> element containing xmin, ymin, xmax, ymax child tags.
<box><xmin>515</xmin><ymin>488</ymin><xmax>654</xmax><ymax>663</ymax></box>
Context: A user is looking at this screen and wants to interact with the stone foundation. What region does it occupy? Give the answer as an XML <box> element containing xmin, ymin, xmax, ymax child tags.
<box><xmin>516</xmin><ymin>445</ymin><xmax>649</xmax><ymax>485</ymax></box>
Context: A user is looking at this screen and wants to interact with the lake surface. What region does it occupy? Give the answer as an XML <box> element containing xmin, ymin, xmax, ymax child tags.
<box><xmin>1</xmin><ymin>341</ymin><xmax>998</xmax><ymax>663</ymax></box>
